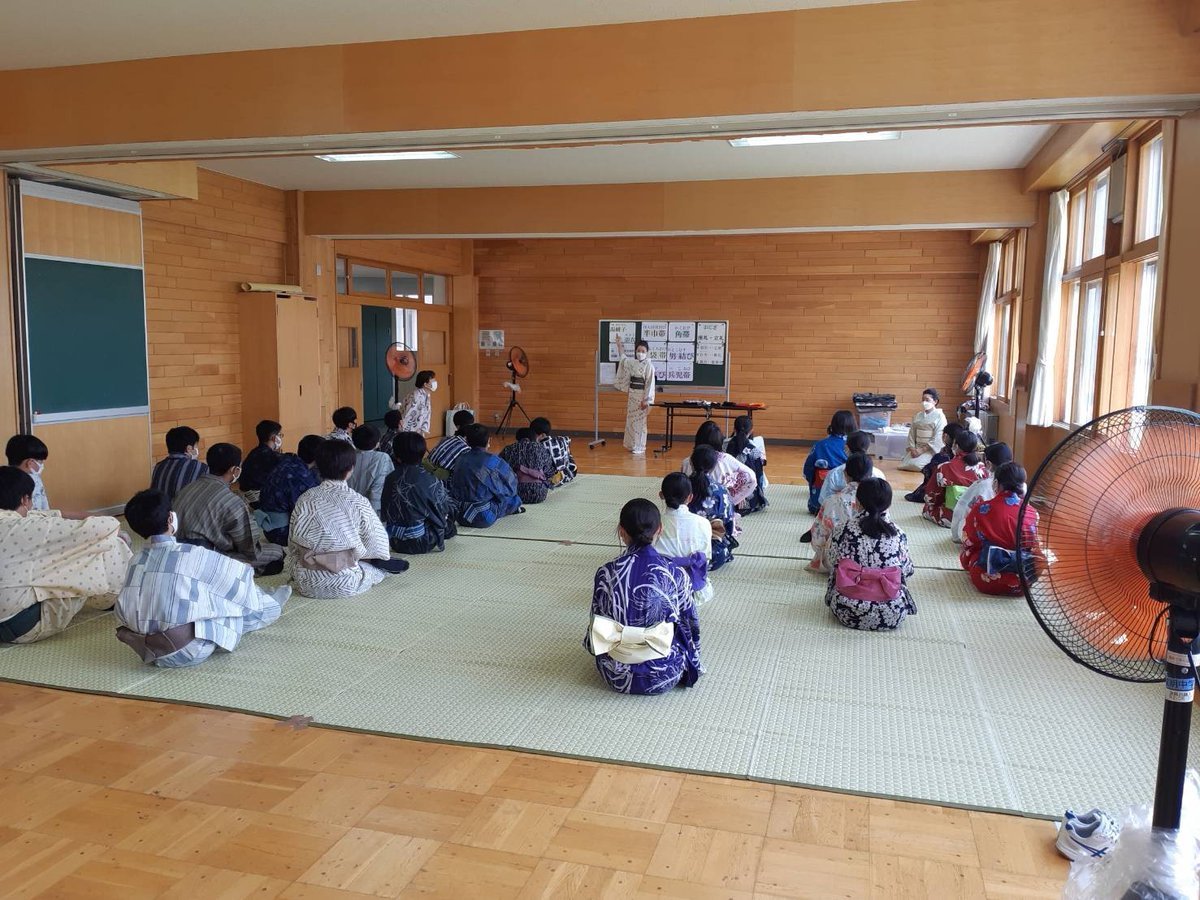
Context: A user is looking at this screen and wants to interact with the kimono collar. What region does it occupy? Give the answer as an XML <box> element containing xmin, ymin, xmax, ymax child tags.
<box><xmin>150</xmin><ymin>534</ymin><xmax>177</xmax><ymax>544</ymax></box>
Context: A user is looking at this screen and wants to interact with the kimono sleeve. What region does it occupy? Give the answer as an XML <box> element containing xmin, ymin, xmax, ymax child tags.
<box><xmin>492</xmin><ymin>456</ymin><xmax>520</xmax><ymax>499</ymax></box>
<box><xmin>644</xmin><ymin>365</ymin><xmax>656</xmax><ymax>405</ymax></box>
<box><xmin>726</xmin><ymin>454</ymin><xmax>756</xmax><ymax>506</ymax></box>
<box><xmin>359</xmin><ymin>498</ymin><xmax>392</xmax><ymax>560</ymax></box>
<box><xmin>929</xmin><ymin>409</ymin><xmax>948</xmax><ymax>452</ymax></box>
<box><xmin>959</xmin><ymin>505</ymin><xmax>983</xmax><ymax>570</ymax></box>
<box><xmin>897</xmin><ymin>531</ymin><xmax>916</xmax><ymax>579</ymax></box>
<box><xmin>613</xmin><ymin>358</ymin><xmax>631</xmax><ymax>394</ymax></box>
<box><xmin>802</xmin><ymin>444</ymin><xmax>819</xmax><ymax>484</ymax></box>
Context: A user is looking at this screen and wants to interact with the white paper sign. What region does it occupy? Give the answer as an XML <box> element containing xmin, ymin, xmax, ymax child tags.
<box><xmin>608</xmin><ymin>344</ymin><xmax>624</xmax><ymax>362</ymax></box>
<box><xmin>599</xmin><ymin>362</ymin><xmax>617</xmax><ymax>385</ymax></box>
<box><xmin>478</xmin><ymin>329</ymin><xmax>505</xmax><ymax>350</ymax></box>
<box><xmin>668</xmin><ymin>321</ymin><xmax>696</xmax><ymax>342</ymax></box>
<box><xmin>609</xmin><ymin>321</ymin><xmax>636</xmax><ymax>346</ymax></box>
<box><xmin>667</xmin><ymin>342</ymin><xmax>695</xmax><ymax>363</ymax></box>
<box><xmin>652</xmin><ymin>360</ymin><xmax>667</xmax><ymax>382</ymax></box>
<box><xmin>642</xmin><ymin>321</ymin><xmax>669</xmax><ymax>341</ymax></box>
<box><xmin>696</xmin><ymin>341</ymin><xmax>725</xmax><ymax>365</ymax></box>
<box><xmin>697</xmin><ymin>321</ymin><xmax>726</xmax><ymax>341</ymax></box>
<box><xmin>648</xmin><ymin>341</ymin><xmax>668</xmax><ymax>362</ymax></box>
<box><xmin>667</xmin><ymin>359</ymin><xmax>694</xmax><ymax>382</ymax></box>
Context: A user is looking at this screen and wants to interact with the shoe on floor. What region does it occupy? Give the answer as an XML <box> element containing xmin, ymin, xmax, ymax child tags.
<box><xmin>1055</xmin><ymin>808</ymin><xmax>1120</xmax><ymax>861</ymax></box>
<box><xmin>903</xmin><ymin>489</ymin><xmax>924</xmax><ymax>503</ymax></box>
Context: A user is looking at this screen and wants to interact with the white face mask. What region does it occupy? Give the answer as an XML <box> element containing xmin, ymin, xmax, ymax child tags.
<box><xmin>167</xmin><ymin>511</ymin><xmax>178</xmax><ymax>535</ymax></box>
<box><xmin>270</xmin><ymin>435</ymin><xmax>283</xmax><ymax>451</ymax></box>
<box><xmin>186</xmin><ymin>446</ymin><xmax>200</xmax><ymax>461</ymax></box>
<box><xmin>429</xmin><ymin>381</ymin><xmax>438</xmax><ymax>392</ymax></box>
<box><xmin>29</xmin><ymin>460</ymin><xmax>44</xmax><ymax>476</ymax></box>
<box><xmin>635</xmin><ymin>351</ymin><xmax>648</xmax><ymax>361</ymax></box>
<box><xmin>922</xmin><ymin>399</ymin><xmax>935</xmax><ymax>411</ymax></box>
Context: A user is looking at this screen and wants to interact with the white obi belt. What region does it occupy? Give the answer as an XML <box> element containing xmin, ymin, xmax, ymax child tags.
<box><xmin>589</xmin><ymin>615</ymin><xmax>674</xmax><ymax>664</ymax></box>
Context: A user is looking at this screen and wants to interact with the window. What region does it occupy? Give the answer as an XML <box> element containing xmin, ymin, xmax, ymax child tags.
<box><xmin>391</xmin><ymin>270</ymin><xmax>420</xmax><ymax>300</ymax></box>
<box><xmin>1136</xmin><ymin>135</ymin><xmax>1164</xmax><ymax>243</ymax></box>
<box><xmin>351</xmin><ymin>263</ymin><xmax>388</xmax><ymax>296</ymax></box>
<box><xmin>393</xmin><ymin>308</ymin><xmax>418</xmax><ymax>351</ymax></box>
<box><xmin>335</xmin><ymin>257</ymin><xmax>347</xmax><ymax>294</ymax></box>
<box><xmin>337</xmin><ymin>256</ymin><xmax>452</xmax><ymax>307</ymax></box>
<box><xmin>1085</xmin><ymin>169</ymin><xmax>1110</xmax><ymax>261</ymax></box>
<box><xmin>1129</xmin><ymin>260</ymin><xmax>1158</xmax><ymax>406</ymax></box>
<box><xmin>1067</xmin><ymin>191</ymin><xmax>1086</xmax><ymax>270</ymax></box>
<box><xmin>424</xmin><ymin>274</ymin><xmax>449</xmax><ymax>305</ymax></box>
<box><xmin>1062</xmin><ymin>279</ymin><xmax>1102</xmax><ymax>426</ymax></box>
<box><xmin>989</xmin><ymin>232</ymin><xmax>1023</xmax><ymax>400</ymax></box>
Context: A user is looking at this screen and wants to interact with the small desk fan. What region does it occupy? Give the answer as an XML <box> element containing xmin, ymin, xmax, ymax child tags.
<box><xmin>385</xmin><ymin>342</ymin><xmax>418</xmax><ymax>407</ymax></box>
<box><xmin>960</xmin><ymin>351</ymin><xmax>993</xmax><ymax>419</ymax></box>
<box><xmin>495</xmin><ymin>346</ymin><xmax>531</xmax><ymax>436</ymax></box>
<box><xmin>1019</xmin><ymin>406</ymin><xmax>1200</xmax><ymax>894</ymax></box>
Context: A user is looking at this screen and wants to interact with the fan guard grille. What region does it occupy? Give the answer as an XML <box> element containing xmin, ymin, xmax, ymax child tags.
<box><xmin>1019</xmin><ymin>406</ymin><xmax>1200</xmax><ymax>683</ymax></box>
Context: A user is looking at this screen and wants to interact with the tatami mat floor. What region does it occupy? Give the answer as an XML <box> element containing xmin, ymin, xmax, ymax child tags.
<box><xmin>0</xmin><ymin>474</ymin><xmax>1189</xmax><ymax>822</ymax></box>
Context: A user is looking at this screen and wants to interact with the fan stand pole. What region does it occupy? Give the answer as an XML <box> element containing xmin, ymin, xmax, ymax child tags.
<box><xmin>495</xmin><ymin>387</ymin><xmax>530</xmax><ymax>437</ymax></box>
<box><xmin>1150</xmin><ymin>602</ymin><xmax>1200</xmax><ymax>832</ymax></box>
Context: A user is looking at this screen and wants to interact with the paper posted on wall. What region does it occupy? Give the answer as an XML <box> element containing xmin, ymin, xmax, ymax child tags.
<box><xmin>599</xmin><ymin>362</ymin><xmax>617</xmax><ymax>385</ymax></box>
<box><xmin>666</xmin><ymin>359</ymin><xmax>694</xmax><ymax>382</ymax></box>
<box><xmin>668</xmin><ymin>321</ymin><xmax>696</xmax><ymax>342</ymax></box>
<box><xmin>696</xmin><ymin>341</ymin><xmax>725</xmax><ymax>366</ymax></box>
<box><xmin>642</xmin><ymin>321</ymin><xmax>669</xmax><ymax>341</ymax></box>
<box><xmin>697</xmin><ymin>321</ymin><xmax>726</xmax><ymax>341</ymax></box>
<box><xmin>648</xmin><ymin>341</ymin><xmax>668</xmax><ymax>362</ymax></box>
<box><xmin>609</xmin><ymin>321</ymin><xmax>636</xmax><ymax>346</ymax></box>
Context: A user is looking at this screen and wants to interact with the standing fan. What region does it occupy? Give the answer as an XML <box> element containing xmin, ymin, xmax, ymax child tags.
<box><xmin>1019</xmin><ymin>406</ymin><xmax>1200</xmax><ymax>893</ymax></box>
<box><xmin>385</xmin><ymin>342</ymin><xmax>418</xmax><ymax>408</ymax></box>
<box><xmin>495</xmin><ymin>346</ymin><xmax>531</xmax><ymax>436</ymax></box>
<box><xmin>960</xmin><ymin>351</ymin><xmax>994</xmax><ymax>420</ymax></box>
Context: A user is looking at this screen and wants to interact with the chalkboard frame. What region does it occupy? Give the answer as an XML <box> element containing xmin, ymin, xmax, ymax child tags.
<box><xmin>596</xmin><ymin>319</ymin><xmax>729</xmax><ymax>394</ymax></box>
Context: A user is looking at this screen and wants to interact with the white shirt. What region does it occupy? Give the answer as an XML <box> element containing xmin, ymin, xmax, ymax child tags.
<box><xmin>654</xmin><ymin>505</ymin><xmax>713</xmax><ymax>605</ymax></box>
<box><xmin>818</xmin><ymin>464</ymin><xmax>886</xmax><ymax>506</ymax></box>
<box><xmin>952</xmin><ymin>476</ymin><xmax>998</xmax><ymax>544</ymax></box>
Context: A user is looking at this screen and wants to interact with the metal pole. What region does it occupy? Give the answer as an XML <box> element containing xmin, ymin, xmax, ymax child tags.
<box><xmin>588</xmin><ymin>347</ymin><xmax>606</xmax><ymax>448</ymax></box>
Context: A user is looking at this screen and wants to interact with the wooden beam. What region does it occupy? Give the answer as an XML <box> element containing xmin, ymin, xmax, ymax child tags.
<box><xmin>46</xmin><ymin>161</ymin><xmax>199</xmax><ymax>199</ymax></box>
<box><xmin>970</xmin><ymin>229</ymin><xmax>1008</xmax><ymax>244</ymax></box>
<box><xmin>1177</xmin><ymin>0</ymin><xmax>1200</xmax><ymax>33</ymax></box>
<box><xmin>303</xmin><ymin>170</ymin><xmax>1036</xmax><ymax>238</ymax></box>
<box><xmin>1</xmin><ymin>0</ymin><xmax>1198</xmax><ymax>158</ymax></box>
<box><xmin>1022</xmin><ymin>122</ymin><xmax>1136</xmax><ymax>192</ymax></box>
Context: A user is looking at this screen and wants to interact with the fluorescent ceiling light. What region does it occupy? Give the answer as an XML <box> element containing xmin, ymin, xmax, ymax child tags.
<box><xmin>316</xmin><ymin>150</ymin><xmax>459</xmax><ymax>161</ymax></box>
<box><xmin>728</xmin><ymin>131</ymin><xmax>901</xmax><ymax>147</ymax></box>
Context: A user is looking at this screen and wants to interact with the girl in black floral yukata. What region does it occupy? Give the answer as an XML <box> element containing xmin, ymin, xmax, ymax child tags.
<box><xmin>824</xmin><ymin>478</ymin><xmax>917</xmax><ymax>631</ymax></box>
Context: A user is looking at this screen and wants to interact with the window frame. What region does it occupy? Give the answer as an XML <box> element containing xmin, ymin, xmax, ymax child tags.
<box><xmin>335</xmin><ymin>255</ymin><xmax>453</xmax><ymax>309</ymax></box>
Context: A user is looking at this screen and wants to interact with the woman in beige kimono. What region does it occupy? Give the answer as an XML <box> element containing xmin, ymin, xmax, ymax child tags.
<box><xmin>899</xmin><ymin>387</ymin><xmax>948</xmax><ymax>472</ymax></box>
<box><xmin>613</xmin><ymin>336</ymin><xmax>657</xmax><ymax>455</ymax></box>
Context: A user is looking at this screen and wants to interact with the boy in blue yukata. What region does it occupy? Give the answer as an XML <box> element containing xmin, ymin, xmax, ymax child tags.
<box><xmin>802</xmin><ymin>410</ymin><xmax>856</xmax><ymax>515</ymax></box>
<box><xmin>448</xmin><ymin>424</ymin><xmax>524</xmax><ymax>528</ymax></box>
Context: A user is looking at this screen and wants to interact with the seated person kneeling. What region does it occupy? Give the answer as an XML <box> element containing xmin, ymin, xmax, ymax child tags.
<box><xmin>381</xmin><ymin>431</ymin><xmax>458</xmax><ymax>554</ymax></box>
<box><xmin>286</xmin><ymin>440</ymin><xmax>407</xmax><ymax>599</ymax></box>
<box><xmin>803</xmin><ymin>410</ymin><xmax>856</xmax><ymax>514</ymax></box>
<box><xmin>724</xmin><ymin>415</ymin><xmax>768</xmax><ymax>513</ymax></box>
<box><xmin>116</xmin><ymin>490</ymin><xmax>291</xmax><ymax>667</ymax></box>
<box><xmin>498</xmin><ymin>427</ymin><xmax>555</xmax><ymax>505</ymax></box>
<box><xmin>173</xmin><ymin>443</ymin><xmax>285</xmax><ymax>576</ymax></box>
<box><xmin>0</xmin><ymin>467</ymin><xmax>131</xmax><ymax>644</ymax></box>
<box><xmin>687</xmin><ymin>445</ymin><xmax>735</xmax><ymax>569</ymax></box>
<box><xmin>959</xmin><ymin>462</ymin><xmax>1038</xmax><ymax>597</ymax></box>
<box><xmin>922</xmin><ymin>431</ymin><xmax>988</xmax><ymax>528</ymax></box>
<box><xmin>449</xmin><ymin>424</ymin><xmax>523</xmax><ymax>528</ymax></box>
<box><xmin>951</xmin><ymin>441</ymin><xmax>1012</xmax><ymax>544</ymax></box>
<box><xmin>654</xmin><ymin>472</ymin><xmax>713</xmax><ymax>607</ymax></box>
<box><xmin>426</xmin><ymin>409</ymin><xmax>475</xmax><ymax>480</ymax></box>
<box><xmin>348</xmin><ymin>424</ymin><xmax>395</xmax><ymax>515</ymax></box>
<box><xmin>255</xmin><ymin>434</ymin><xmax>324</xmax><ymax>546</ymax></box>
<box><xmin>825</xmin><ymin>479</ymin><xmax>917</xmax><ymax>631</ymax></box>
<box><xmin>530</xmin><ymin>417</ymin><xmax>577</xmax><ymax>487</ymax></box>
<box><xmin>239</xmin><ymin>419</ymin><xmax>285</xmax><ymax>503</ymax></box>
<box><xmin>585</xmin><ymin>498</ymin><xmax>701</xmax><ymax>695</ymax></box>
<box><xmin>808</xmin><ymin>452</ymin><xmax>874</xmax><ymax>574</ymax></box>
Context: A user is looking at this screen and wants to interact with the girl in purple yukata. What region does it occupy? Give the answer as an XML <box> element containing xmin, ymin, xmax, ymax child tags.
<box><xmin>584</xmin><ymin>499</ymin><xmax>702</xmax><ymax>695</ymax></box>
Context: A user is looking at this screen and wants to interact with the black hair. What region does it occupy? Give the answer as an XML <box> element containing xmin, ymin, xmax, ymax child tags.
<box><xmin>384</xmin><ymin>409</ymin><xmax>402</xmax><ymax>430</ymax></box>
<box><xmin>844</xmin><ymin>452</ymin><xmax>872</xmax><ymax>483</ymax></box>
<box><xmin>530</xmin><ymin>417</ymin><xmax>552</xmax><ymax>436</ymax></box>
<box><xmin>995</xmin><ymin>462</ymin><xmax>1028</xmax><ymax>496</ymax></box>
<box><xmin>923</xmin><ymin>387</ymin><xmax>940</xmax><ymax>404</ymax></box>
<box><xmin>689</xmin><ymin>444</ymin><xmax>718</xmax><ymax>504</ymax></box>
<box><xmin>955</xmin><ymin>431</ymin><xmax>981</xmax><ymax>467</ymax></box>
<box><xmin>984</xmin><ymin>441</ymin><xmax>1013</xmax><ymax>468</ymax></box>
<box><xmin>452</xmin><ymin>409</ymin><xmax>476</xmax><ymax>434</ymax></box>
<box><xmin>694</xmin><ymin>421</ymin><xmax>725</xmax><ymax>452</ymax></box>
<box><xmin>351</xmin><ymin>424</ymin><xmax>380</xmax><ymax>451</ymax></box>
<box><xmin>661</xmin><ymin>471</ymin><xmax>692</xmax><ymax>509</ymax></box>
<box><xmin>332</xmin><ymin>406</ymin><xmax>358</xmax><ymax>430</ymax></box>
<box><xmin>828</xmin><ymin>410</ymin><xmax>856</xmax><ymax>437</ymax></box>
<box><xmin>124</xmin><ymin>489</ymin><xmax>172</xmax><ymax>539</ymax></box>
<box><xmin>165</xmin><ymin>426</ymin><xmax>200</xmax><ymax>455</ymax></box>
<box><xmin>5</xmin><ymin>434</ymin><xmax>48</xmax><ymax>466</ymax></box>
<box><xmin>316</xmin><ymin>439</ymin><xmax>357</xmax><ymax>480</ymax></box>
<box><xmin>634</xmin><ymin>340</ymin><xmax>650</xmax><ymax>353</ymax></box>
<box><xmin>943</xmin><ymin>421</ymin><xmax>964</xmax><ymax>442</ymax></box>
<box><xmin>847</xmin><ymin>430</ymin><xmax>872</xmax><ymax>455</ymax></box>
<box><xmin>0</xmin><ymin>466</ymin><xmax>35</xmax><ymax>511</ymax></box>
<box><xmin>255</xmin><ymin>420</ymin><xmax>282</xmax><ymax>445</ymax></box>
<box><xmin>515</xmin><ymin>427</ymin><xmax>535</xmax><ymax>442</ymax></box>
<box><xmin>297</xmin><ymin>435</ymin><xmax>325</xmax><ymax>465</ymax></box>
<box><xmin>415</xmin><ymin>370</ymin><xmax>435</xmax><ymax>389</ymax></box>
<box><xmin>856</xmin><ymin>478</ymin><xmax>898</xmax><ymax>539</ymax></box>
<box><xmin>206</xmin><ymin>443</ymin><xmax>242</xmax><ymax>476</ymax></box>
<box><xmin>619</xmin><ymin>497</ymin><xmax>660</xmax><ymax>548</ymax></box>
<box><xmin>394</xmin><ymin>431</ymin><xmax>428</xmax><ymax>466</ymax></box>
<box><xmin>464</xmin><ymin>423</ymin><xmax>490</xmax><ymax>449</ymax></box>
<box><xmin>725</xmin><ymin>415</ymin><xmax>753</xmax><ymax>458</ymax></box>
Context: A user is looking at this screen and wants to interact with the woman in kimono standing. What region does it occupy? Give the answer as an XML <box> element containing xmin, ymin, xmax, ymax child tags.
<box><xmin>613</xmin><ymin>336</ymin><xmax>656</xmax><ymax>455</ymax></box>
<box><xmin>899</xmin><ymin>387</ymin><xmax>948</xmax><ymax>471</ymax></box>
<box><xmin>585</xmin><ymin>498</ymin><xmax>701</xmax><ymax>695</ymax></box>
<box><xmin>960</xmin><ymin>463</ymin><xmax>1038</xmax><ymax>596</ymax></box>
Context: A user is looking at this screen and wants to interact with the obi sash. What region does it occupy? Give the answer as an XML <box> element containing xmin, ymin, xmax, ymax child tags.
<box><xmin>589</xmin><ymin>615</ymin><xmax>674</xmax><ymax>664</ymax></box>
<box><xmin>629</xmin><ymin>376</ymin><xmax>646</xmax><ymax>392</ymax></box>
<box><xmin>979</xmin><ymin>542</ymin><xmax>1034</xmax><ymax>579</ymax></box>
<box><xmin>516</xmin><ymin>465</ymin><xmax>547</xmax><ymax>485</ymax></box>
<box><xmin>911</xmin><ymin>419</ymin><xmax>937</xmax><ymax>444</ymax></box>
<box><xmin>669</xmin><ymin>551</ymin><xmax>709</xmax><ymax>594</ymax></box>
<box><xmin>944</xmin><ymin>484</ymin><xmax>969</xmax><ymax>510</ymax></box>
<box><xmin>296</xmin><ymin>547</ymin><xmax>361</xmax><ymax>572</ymax></box>
<box><xmin>834</xmin><ymin>559</ymin><xmax>903</xmax><ymax>602</ymax></box>
<box><xmin>116</xmin><ymin>622</ymin><xmax>197</xmax><ymax>663</ymax></box>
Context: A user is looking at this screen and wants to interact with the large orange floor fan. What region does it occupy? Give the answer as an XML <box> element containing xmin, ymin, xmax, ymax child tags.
<box><xmin>1019</xmin><ymin>407</ymin><xmax>1200</xmax><ymax>899</ymax></box>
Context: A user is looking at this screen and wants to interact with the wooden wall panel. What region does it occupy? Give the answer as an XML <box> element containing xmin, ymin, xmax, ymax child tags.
<box><xmin>475</xmin><ymin>231</ymin><xmax>981</xmax><ymax>440</ymax></box>
<box><xmin>21</xmin><ymin>196</ymin><xmax>142</xmax><ymax>266</ymax></box>
<box><xmin>34</xmin><ymin>415</ymin><xmax>151</xmax><ymax>512</ymax></box>
<box><xmin>141</xmin><ymin>169</ymin><xmax>288</xmax><ymax>452</ymax></box>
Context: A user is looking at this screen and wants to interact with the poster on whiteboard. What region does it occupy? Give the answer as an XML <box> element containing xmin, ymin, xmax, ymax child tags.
<box><xmin>668</xmin><ymin>321</ymin><xmax>696</xmax><ymax>342</ymax></box>
<box><xmin>697</xmin><ymin>321</ymin><xmax>726</xmax><ymax>342</ymax></box>
<box><xmin>597</xmin><ymin>319</ymin><xmax>728</xmax><ymax>392</ymax></box>
<box><xmin>642</xmin><ymin>321</ymin><xmax>669</xmax><ymax>341</ymax></box>
<box><xmin>696</xmin><ymin>341</ymin><xmax>725</xmax><ymax>366</ymax></box>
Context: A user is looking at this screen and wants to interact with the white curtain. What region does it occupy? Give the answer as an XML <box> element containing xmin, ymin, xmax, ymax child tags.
<box><xmin>973</xmin><ymin>241</ymin><xmax>1001</xmax><ymax>356</ymax></box>
<box><xmin>1027</xmin><ymin>190</ymin><xmax>1069</xmax><ymax>427</ymax></box>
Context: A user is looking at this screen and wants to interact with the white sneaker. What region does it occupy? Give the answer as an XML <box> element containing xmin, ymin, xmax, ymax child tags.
<box><xmin>1056</xmin><ymin>808</ymin><xmax>1120</xmax><ymax>861</ymax></box>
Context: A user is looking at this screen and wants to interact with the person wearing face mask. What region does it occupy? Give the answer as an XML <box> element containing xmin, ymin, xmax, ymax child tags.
<box><xmin>951</xmin><ymin>441</ymin><xmax>1012</xmax><ymax>544</ymax></box>
<box><xmin>899</xmin><ymin>387</ymin><xmax>948</xmax><ymax>472</ymax></box>
<box><xmin>959</xmin><ymin>462</ymin><xmax>1038</xmax><ymax>596</ymax></box>
<box><xmin>585</xmin><ymin>498</ymin><xmax>701</xmax><ymax>694</ymax></box>
<box><xmin>396</xmin><ymin>370</ymin><xmax>437</xmax><ymax>436</ymax></box>
<box><xmin>151</xmin><ymin>426</ymin><xmax>209</xmax><ymax>502</ymax></box>
<box><xmin>172</xmin><ymin>443</ymin><xmax>286</xmax><ymax>576</ymax></box>
<box><xmin>0</xmin><ymin>467</ymin><xmax>131</xmax><ymax>644</ymax></box>
<box><xmin>239</xmin><ymin>420</ymin><xmax>285</xmax><ymax>503</ymax></box>
<box><xmin>4</xmin><ymin>434</ymin><xmax>50</xmax><ymax>511</ymax></box>
<box><xmin>115</xmin><ymin>489</ymin><xmax>291</xmax><ymax>667</ymax></box>
<box><xmin>612</xmin><ymin>336</ymin><xmax>657</xmax><ymax>456</ymax></box>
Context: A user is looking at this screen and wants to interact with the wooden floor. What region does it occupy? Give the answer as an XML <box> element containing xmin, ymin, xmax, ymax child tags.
<box><xmin>0</xmin><ymin>441</ymin><xmax>1070</xmax><ymax>899</ymax></box>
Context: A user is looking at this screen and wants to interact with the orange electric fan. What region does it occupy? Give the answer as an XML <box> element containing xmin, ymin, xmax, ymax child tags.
<box><xmin>960</xmin><ymin>351</ymin><xmax>993</xmax><ymax>419</ymax></box>
<box><xmin>1019</xmin><ymin>406</ymin><xmax>1200</xmax><ymax>845</ymax></box>
<box><xmin>385</xmin><ymin>343</ymin><xmax>418</xmax><ymax>381</ymax></box>
<box><xmin>495</xmin><ymin>346</ymin><xmax>531</xmax><ymax>436</ymax></box>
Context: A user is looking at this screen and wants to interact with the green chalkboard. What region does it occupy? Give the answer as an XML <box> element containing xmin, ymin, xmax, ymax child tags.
<box><xmin>24</xmin><ymin>257</ymin><xmax>149</xmax><ymax>417</ymax></box>
<box><xmin>598</xmin><ymin>320</ymin><xmax>728</xmax><ymax>392</ymax></box>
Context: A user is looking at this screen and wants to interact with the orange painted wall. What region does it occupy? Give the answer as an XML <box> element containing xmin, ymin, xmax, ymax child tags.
<box><xmin>141</xmin><ymin>170</ymin><xmax>288</xmax><ymax>453</ymax></box>
<box><xmin>475</xmin><ymin>232</ymin><xmax>982</xmax><ymax>440</ymax></box>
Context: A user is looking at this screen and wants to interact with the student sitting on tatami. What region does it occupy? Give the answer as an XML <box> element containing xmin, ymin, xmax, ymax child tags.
<box><xmin>116</xmin><ymin>489</ymin><xmax>291</xmax><ymax>667</ymax></box>
<box><xmin>530</xmin><ymin>417</ymin><xmax>577</xmax><ymax>487</ymax></box>
<box><xmin>347</xmin><ymin>424</ymin><xmax>394</xmax><ymax>515</ymax></box>
<box><xmin>654</xmin><ymin>472</ymin><xmax>713</xmax><ymax>607</ymax></box>
<box><xmin>381</xmin><ymin>432</ymin><xmax>458</xmax><ymax>554</ymax></box>
<box><xmin>426</xmin><ymin>409</ymin><xmax>475</xmax><ymax>479</ymax></box>
<box><xmin>449</xmin><ymin>424</ymin><xmax>524</xmax><ymax>528</ymax></box>
<box><xmin>173</xmin><ymin>443</ymin><xmax>285</xmax><ymax>576</ymax></box>
<box><xmin>327</xmin><ymin>406</ymin><xmax>358</xmax><ymax>444</ymax></box>
<box><xmin>378</xmin><ymin>409</ymin><xmax>403</xmax><ymax>457</ymax></box>
<box><xmin>4</xmin><ymin>434</ymin><xmax>50</xmax><ymax>511</ymax></box>
<box><xmin>150</xmin><ymin>426</ymin><xmax>208</xmax><ymax>502</ymax></box>
<box><xmin>498</xmin><ymin>427</ymin><xmax>555</xmax><ymax>506</ymax></box>
<box><xmin>255</xmin><ymin>434</ymin><xmax>324</xmax><ymax>545</ymax></box>
<box><xmin>239</xmin><ymin>419</ymin><xmax>284</xmax><ymax>501</ymax></box>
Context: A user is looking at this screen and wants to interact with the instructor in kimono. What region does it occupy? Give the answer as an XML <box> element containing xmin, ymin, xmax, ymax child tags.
<box><xmin>613</xmin><ymin>334</ymin><xmax>657</xmax><ymax>456</ymax></box>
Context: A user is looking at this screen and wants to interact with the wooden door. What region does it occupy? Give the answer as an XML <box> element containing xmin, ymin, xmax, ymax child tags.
<box><xmin>336</xmin><ymin>302</ymin><xmax>362</xmax><ymax>424</ymax></box>
<box><xmin>360</xmin><ymin>304</ymin><xmax>395</xmax><ymax>427</ymax></box>
<box><xmin>277</xmin><ymin>296</ymin><xmax>324</xmax><ymax>440</ymax></box>
<box><xmin>420</xmin><ymin>307</ymin><xmax>452</xmax><ymax>438</ymax></box>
